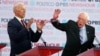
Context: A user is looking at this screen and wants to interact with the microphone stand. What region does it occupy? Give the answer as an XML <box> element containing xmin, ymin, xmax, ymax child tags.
<box><xmin>95</xmin><ymin>37</ymin><xmax>100</xmax><ymax>48</ymax></box>
<box><xmin>40</xmin><ymin>37</ymin><xmax>46</xmax><ymax>46</ymax></box>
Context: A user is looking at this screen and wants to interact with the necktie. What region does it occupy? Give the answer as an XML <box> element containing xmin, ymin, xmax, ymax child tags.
<box><xmin>21</xmin><ymin>20</ymin><xmax>26</xmax><ymax>27</ymax></box>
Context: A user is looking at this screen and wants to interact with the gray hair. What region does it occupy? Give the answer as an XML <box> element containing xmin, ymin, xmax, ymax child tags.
<box><xmin>13</xmin><ymin>2</ymin><xmax>25</xmax><ymax>10</ymax></box>
<box><xmin>79</xmin><ymin>12</ymin><xmax>90</xmax><ymax>21</ymax></box>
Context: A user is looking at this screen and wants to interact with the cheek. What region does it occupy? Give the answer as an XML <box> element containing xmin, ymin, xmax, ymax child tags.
<box><xmin>20</xmin><ymin>11</ymin><xmax>25</xmax><ymax>16</ymax></box>
<box><xmin>17</xmin><ymin>9</ymin><xmax>25</xmax><ymax>14</ymax></box>
<box><xmin>17</xmin><ymin>11</ymin><xmax>22</xmax><ymax>15</ymax></box>
<box><xmin>80</xmin><ymin>20</ymin><xmax>84</xmax><ymax>23</ymax></box>
<box><xmin>22</xmin><ymin>11</ymin><xmax>25</xmax><ymax>15</ymax></box>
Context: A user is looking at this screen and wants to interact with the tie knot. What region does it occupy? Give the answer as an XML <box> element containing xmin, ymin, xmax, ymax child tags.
<box><xmin>21</xmin><ymin>20</ymin><xmax>26</xmax><ymax>27</ymax></box>
<box><xmin>21</xmin><ymin>20</ymin><xmax>24</xmax><ymax>22</ymax></box>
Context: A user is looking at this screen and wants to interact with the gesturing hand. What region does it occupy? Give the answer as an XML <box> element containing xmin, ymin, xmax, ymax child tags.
<box><xmin>26</xmin><ymin>18</ymin><xmax>34</xmax><ymax>30</ymax></box>
<box><xmin>36</xmin><ymin>20</ymin><xmax>45</xmax><ymax>31</ymax></box>
<box><xmin>53</xmin><ymin>9</ymin><xmax>61</xmax><ymax>20</ymax></box>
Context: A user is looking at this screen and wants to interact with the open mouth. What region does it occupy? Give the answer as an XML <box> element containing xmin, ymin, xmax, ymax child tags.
<box><xmin>79</xmin><ymin>24</ymin><xmax>82</xmax><ymax>26</ymax></box>
<box><xmin>78</xmin><ymin>23</ymin><xmax>82</xmax><ymax>28</ymax></box>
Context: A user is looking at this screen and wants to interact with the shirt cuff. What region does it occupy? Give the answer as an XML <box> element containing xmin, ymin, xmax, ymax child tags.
<box><xmin>51</xmin><ymin>18</ymin><xmax>58</xmax><ymax>22</ymax></box>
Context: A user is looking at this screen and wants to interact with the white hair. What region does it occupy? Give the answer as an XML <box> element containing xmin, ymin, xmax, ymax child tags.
<box><xmin>13</xmin><ymin>2</ymin><xmax>25</xmax><ymax>9</ymax></box>
<box><xmin>79</xmin><ymin>12</ymin><xmax>90</xmax><ymax>20</ymax></box>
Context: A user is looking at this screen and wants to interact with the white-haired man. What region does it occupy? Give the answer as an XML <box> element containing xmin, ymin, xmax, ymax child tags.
<box><xmin>51</xmin><ymin>9</ymin><xmax>95</xmax><ymax>56</ymax></box>
<box><xmin>7</xmin><ymin>2</ymin><xmax>45</xmax><ymax>56</ymax></box>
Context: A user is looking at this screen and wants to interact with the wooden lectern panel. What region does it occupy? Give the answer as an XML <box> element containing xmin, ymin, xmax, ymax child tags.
<box><xmin>94</xmin><ymin>48</ymin><xmax>100</xmax><ymax>56</ymax></box>
<box><xmin>38</xmin><ymin>46</ymin><xmax>63</xmax><ymax>56</ymax></box>
<box><xmin>78</xmin><ymin>48</ymin><xmax>100</xmax><ymax>56</ymax></box>
<box><xmin>0</xmin><ymin>43</ymin><xmax>6</xmax><ymax>49</ymax></box>
<box><xmin>18</xmin><ymin>46</ymin><xmax>63</xmax><ymax>56</ymax></box>
<box><xmin>18</xmin><ymin>47</ymin><xmax>40</xmax><ymax>56</ymax></box>
<box><xmin>77</xmin><ymin>48</ymin><xmax>95</xmax><ymax>56</ymax></box>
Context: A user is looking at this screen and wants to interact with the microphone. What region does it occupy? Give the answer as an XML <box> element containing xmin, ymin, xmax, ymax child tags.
<box><xmin>40</xmin><ymin>37</ymin><xmax>46</xmax><ymax>46</ymax></box>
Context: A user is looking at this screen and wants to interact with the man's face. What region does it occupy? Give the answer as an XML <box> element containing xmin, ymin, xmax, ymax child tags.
<box><xmin>77</xmin><ymin>13</ymin><xmax>87</xmax><ymax>28</ymax></box>
<box><xmin>14</xmin><ymin>4</ymin><xmax>26</xmax><ymax>19</ymax></box>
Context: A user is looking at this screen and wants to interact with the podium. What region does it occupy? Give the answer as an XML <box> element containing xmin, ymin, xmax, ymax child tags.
<box><xmin>18</xmin><ymin>46</ymin><xmax>63</xmax><ymax>56</ymax></box>
<box><xmin>0</xmin><ymin>43</ymin><xmax>6</xmax><ymax>49</ymax></box>
<box><xmin>0</xmin><ymin>43</ymin><xmax>6</xmax><ymax>56</ymax></box>
<box><xmin>77</xmin><ymin>48</ymin><xmax>100</xmax><ymax>56</ymax></box>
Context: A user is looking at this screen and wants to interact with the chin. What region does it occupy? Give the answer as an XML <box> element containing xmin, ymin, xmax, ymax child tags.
<box><xmin>78</xmin><ymin>25</ymin><xmax>82</xmax><ymax>28</ymax></box>
<box><xmin>21</xmin><ymin>16</ymin><xmax>25</xmax><ymax>18</ymax></box>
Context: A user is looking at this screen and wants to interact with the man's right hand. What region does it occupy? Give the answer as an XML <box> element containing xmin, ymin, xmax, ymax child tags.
<box><xmin>53</xmin><ymin>9</ymin><xmax>61</xmax><ymax>20</ymax></box>
<box><xmin>26</xmin><ymin>18</ymin><xmax>34</xmax><ymax>30</ymax></box>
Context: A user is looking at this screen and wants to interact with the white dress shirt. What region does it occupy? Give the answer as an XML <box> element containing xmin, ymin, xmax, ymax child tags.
<box><xmin>15</xmin><ymin>16</ymin><xmax>23</xmax><ymax>23</ymax></box>
<box><xmin>80</xmin><ymin>26</ymin><xmax>88</xmax><ymax>44</ymax></box>
<box><xmin>15</xmin><ymin>16</ymin><xmax>27</xmax><ymax>27</ymax></box>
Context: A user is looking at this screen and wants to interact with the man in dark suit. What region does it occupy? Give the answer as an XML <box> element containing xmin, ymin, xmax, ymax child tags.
<box><xmin>51</xmin><ymin>9</ymin><xmax>95</xmax><ymax>56</ymax></box>
<box><xmin>7</xmin><ymin>2</ymin><xmax>45</xmax><ymax>56</ymax></box>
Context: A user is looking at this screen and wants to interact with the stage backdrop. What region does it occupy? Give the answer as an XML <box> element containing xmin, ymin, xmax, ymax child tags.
<box><xmin>0</xmin><ymin>0</ymin><xmax>100</xmax><ymax>56</ymax></box>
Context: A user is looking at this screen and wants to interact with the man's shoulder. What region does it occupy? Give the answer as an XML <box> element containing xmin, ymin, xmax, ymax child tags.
<box><xmin>8</xmin><ymin>17</ymin><xmax>16</xmax><ymax>23</ymax></box>
<box><xmin>8</xmin><ymin>17</ymin><xmax>18</xmax><ymax>26</ymax></box>
<box><xmin>68</xmin><ymin>20</ymin><xmax>76</xmax><ymax>24</ymax></box>
<box><xmin>86</xmin><ymin>25</ymin><xmax>95</xmax><ymax>30</ymax></box>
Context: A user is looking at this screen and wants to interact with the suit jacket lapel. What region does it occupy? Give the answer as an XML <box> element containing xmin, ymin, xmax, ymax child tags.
<box><xmin>86</xmin><ymin>25</ymin><xmax>90</xmax><ymax>41</ymax></box>
<box><xmin>76</xmin><ymin>23</ymin><xmax>81</xmax><ymax>45</ymax></box>
<box><xmin>14</xmin><ymin>17</ymin><xmax>26</xmax><ymax>28</ymax></box>
<box><xmin>14</xmin><ymin>17</ymin><xmax>22</xmax><ymax>26</ymax></box>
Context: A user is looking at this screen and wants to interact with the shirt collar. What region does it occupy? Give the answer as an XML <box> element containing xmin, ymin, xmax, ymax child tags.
<box><xmin>15</xmin><ymin>16</ymin><xmax>23</xmax><ymax>22</ymax></box>
<box><xmin>80</xmin><ymin>25</ymin><xmax>86</xmax><ymax>30</ymax></box>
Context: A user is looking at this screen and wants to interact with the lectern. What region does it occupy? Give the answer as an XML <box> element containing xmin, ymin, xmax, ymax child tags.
<box><xmin>0</xmin><ymin>43</ymin><xmax>6</xmax><ymax>56</ymax></box>
<box><xmin>77</xmin><ymin>48</ymin><xmax>100</xmax><ymax>56</ymax></box>
<box><xmin>18</xmin><ymin>46</ymin><xmax>63</xmax><ymax>56</ymax></box>
<box><xmin>0</xmin><ymin>43</ymin><xmax>6</xmax><ymax>49</ymax></box>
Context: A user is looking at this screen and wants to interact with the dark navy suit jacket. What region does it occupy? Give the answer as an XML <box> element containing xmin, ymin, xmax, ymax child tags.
<box><xmin>7</xmin><ymin>17</ymin><xmax>42</xmax><ymax>56</ymax></box>
<box><xmin>51</xmin><ymin>20</ymin><xmax>95</xmax><ymax>56</ymax></box>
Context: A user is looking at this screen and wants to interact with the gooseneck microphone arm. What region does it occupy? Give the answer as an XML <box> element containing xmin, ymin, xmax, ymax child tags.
<box><xmin>40</xmin><ymin>37</ymin><xmax>46</xmax><ymax>46</ymax></box>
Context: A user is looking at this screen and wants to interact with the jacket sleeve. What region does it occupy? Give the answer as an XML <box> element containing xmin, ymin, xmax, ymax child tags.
<box><xmin>88</xmin><ymin>27</ymin><xmax>95</xmax><ymax>48</ymax></box>
<box><xmin>51</xmin><ymin>19</ymin><xmax>69</xmax><ymax>31</ymax></box>
<box><xmin>29</xmin><ymin>29</ymin><xmax>42</xmax><ymax>42</ymax></box>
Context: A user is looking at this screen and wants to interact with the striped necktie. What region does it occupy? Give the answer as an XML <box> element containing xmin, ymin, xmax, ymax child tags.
<box><xmin>21</xmin><ymin>20</ymin><xmax>26</xmax><ymax>27</ymax></box>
